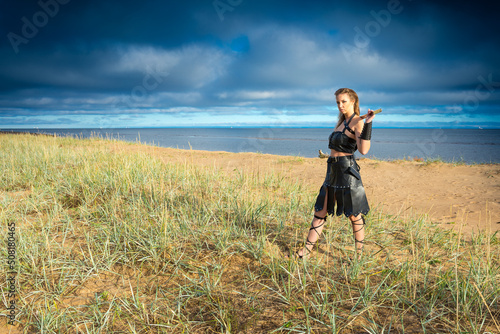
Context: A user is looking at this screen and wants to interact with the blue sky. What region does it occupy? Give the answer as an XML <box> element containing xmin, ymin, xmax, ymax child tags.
<box><xmin>1</xmin><ymin>0</ymin><xmax>499</xmax><ymax>128</ymax></box>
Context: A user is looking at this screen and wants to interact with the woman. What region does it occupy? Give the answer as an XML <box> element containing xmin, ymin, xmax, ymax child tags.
<box><xmin>296</xmin><ymin>88</ymin><xmax>376</xmax><ymax>259</ymax></box>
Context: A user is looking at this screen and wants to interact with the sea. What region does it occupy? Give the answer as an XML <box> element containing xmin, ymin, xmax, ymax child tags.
<box><xmin>3</xmin><ymin>128</ymin><xmax>499</xmax><ymax>164</ymax></box>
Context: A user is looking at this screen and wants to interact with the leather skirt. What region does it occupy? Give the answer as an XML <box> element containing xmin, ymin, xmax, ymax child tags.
<box><xmin>314</xmin><ymin>155</ymin><xmax>370</xmax><ymax>217</ymax></box>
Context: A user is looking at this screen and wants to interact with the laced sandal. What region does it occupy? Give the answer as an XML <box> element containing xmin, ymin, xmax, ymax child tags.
<box><xmin>352</xmin><ymin>216</ymin><xmax>366</xmax><ymax>256</ymax></box>
<box><xmin>296</xmin><ymin>240</ymin><xmax>314</xmax><ymax>259</ymax></box>
<box><xmin>296</xmin><ymin>215</ymin><xmax>327</xmax><ymax>259</ymax></box>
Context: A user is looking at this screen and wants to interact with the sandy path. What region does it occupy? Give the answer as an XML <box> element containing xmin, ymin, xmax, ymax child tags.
<box><xmin>133</xmin><ymin>145</ymin><xmax>499</xmax><ymax>236</ymax></box>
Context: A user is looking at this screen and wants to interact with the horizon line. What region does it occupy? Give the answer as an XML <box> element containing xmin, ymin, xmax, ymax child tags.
<box><xmin>1</xmin><ymin>126</ymin><xmax>499</xmax><ymax>130</ymax></box>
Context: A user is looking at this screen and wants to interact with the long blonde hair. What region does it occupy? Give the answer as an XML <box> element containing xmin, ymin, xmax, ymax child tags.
<box><xmin>334</xmin><ymin>88</ymin><xmax>360</xmax><ymax>129</ymax></box>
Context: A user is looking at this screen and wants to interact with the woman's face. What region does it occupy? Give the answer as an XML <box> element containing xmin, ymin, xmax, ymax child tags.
<box><xmin>336</xmin><ymin>93</ymin><xmax>354</xmax><ymax>114</ymax></box>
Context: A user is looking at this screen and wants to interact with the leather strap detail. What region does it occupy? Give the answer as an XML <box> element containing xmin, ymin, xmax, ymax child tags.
<box><xmin>343</xmin><ymin>114</ymin><xmax>356</xmax><ymax>135</ymax></box>
<box><xmin>360</xmin><ymin>121</ymin><xmax>372</xmax><ymax>140</ymax></box>
<box><xmin>352</xmin><ymin>216</ymin><xmax>365</xmax><ymax>233</ymax></box>
<box><xmin>309</xmin><ymin>221</ymin><xmax>325</xmax><ymax>237</ymax></box>
<box><xmin>352</xmin><ymin>217</ymin><xmax>363</xmax><ymax>223</ymax></box>
<box><xmin>305</xmin><ymin>219</ymin><xmax>326</xmax><ymax>247</ymax></box>
<box><xmin>314</xmin><ymin>214</ymin><xmax>327</xmax><ymax>221</ymax></box>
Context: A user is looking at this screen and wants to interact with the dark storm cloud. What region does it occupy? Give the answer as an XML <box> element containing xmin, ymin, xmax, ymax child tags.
<box><xmin>1</xmin><ymin>0</ymin><xmax>499</xmax><ymax>126</ymax></box>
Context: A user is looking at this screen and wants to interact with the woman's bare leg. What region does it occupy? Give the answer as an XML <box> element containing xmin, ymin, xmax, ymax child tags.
<box><xmin>296</xmin><ymin>188</ymin><xmax>329</xmax><ymax>258</ymax></box>
<box><xmin>350</xmin><ymin>214</ymin><xmax>365</xmax><ymax>258</ymax></box>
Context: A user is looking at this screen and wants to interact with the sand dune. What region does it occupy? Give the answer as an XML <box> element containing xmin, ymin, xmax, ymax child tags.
<box><xmin>132</xmin><ymin>145</ymin><xmax>499</xmax><ymax>236</ymax></box>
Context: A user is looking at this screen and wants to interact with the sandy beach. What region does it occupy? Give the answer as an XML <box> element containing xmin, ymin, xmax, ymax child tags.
<box><xmin>132</xmin><ymin>144</ymin><xmax>500</xmax><ymax>236</ymax></box>
<box><xmin>2</xmin><ymin>134</ymin><xmax>499</xmax><ymax>333</ymax></box>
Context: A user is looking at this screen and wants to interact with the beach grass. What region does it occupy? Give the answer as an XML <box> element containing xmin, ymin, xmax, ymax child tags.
<box><xmin>1</xmin><ymin>133</ymin><xmax>499</xmax><ymax>333</ymax></box>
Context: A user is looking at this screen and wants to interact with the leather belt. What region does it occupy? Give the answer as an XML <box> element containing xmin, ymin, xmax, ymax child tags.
<box><xmin>328</xmin><ymin>155</ymin><xmax>353</xmax><ymax>162</ymax></box>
